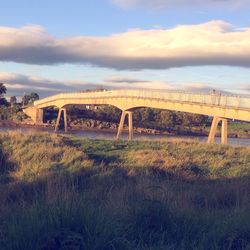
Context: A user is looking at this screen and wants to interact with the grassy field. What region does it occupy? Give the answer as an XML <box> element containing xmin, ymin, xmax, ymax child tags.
<box><xmin>0</xmin><ymin>131</ymin><xmax>250</xmax><ymax>250</ymax></box>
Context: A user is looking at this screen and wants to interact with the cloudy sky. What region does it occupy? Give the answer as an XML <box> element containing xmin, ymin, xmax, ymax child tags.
<box><xmin>1</xmin><ymin>0</ymin><xmax>250</xmax><ymax>98</ymax></box>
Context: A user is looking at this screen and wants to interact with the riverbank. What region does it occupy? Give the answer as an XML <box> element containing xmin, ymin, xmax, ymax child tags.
<box><xmin>1</xmin><ymin>117</ymin><xmax>250</xmax><ymax>138</ymax></box>
<box><xmin>0</xmin><ymin>131</ymin><xmax>250</xmax><ymax>249</ymax></box>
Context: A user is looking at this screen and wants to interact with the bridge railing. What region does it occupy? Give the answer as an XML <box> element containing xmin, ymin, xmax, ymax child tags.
<box><xmin>34</xmin><ymin>89</ymin><xmax>250</xmax><ymax>110</ymax></box>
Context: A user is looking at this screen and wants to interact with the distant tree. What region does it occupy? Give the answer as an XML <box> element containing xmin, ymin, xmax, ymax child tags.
<box><xmin>0</xmin><ymin>83</ymin><xmax>7</xmax><ymax>96</ymax></box>
<box><xmin>0</xmin><ymin>83</ymin><xmax>8</xmax><ymax>107</ymax></box>
<box><xmin>157</xmin><ymin>110</ymin><xmax>175</xmax><ymax>129</ymax></box>
<box><xmin>0</xmin><ymin>98</ymin><xmax>8</xmax><ymax>106</ymax></box>
<box><xmin>189</xmin><ymin>114</ymin><xmax>208</xmax><ymax>127</ymax></box>
<box><xmin>10</xmin><ymin>96</ymin><xmax>17</xmax><ymax>106</ymax></box>
<box><xmin>22</xmin><ymin>95</ymin><xmax>30</xmax><ymax>106</ymax></box>
<box><xmin>179</xmin><ymin>113</ymin><xmax>208</xmax><ymax>128</ymax></box>
<box><xmin>29</xmin><ymin>92</ymin><xmax>39</xmax><ymax>103</ymax></box>
<box><xmin>133</xmin><ymin>109</ymin><xmax>142</xmax><ymax>124</ymax></box>
<box><xmin>22</xmin><ymin>92</ymin><xmax>39</xmax><ymax>106</ymax></box>
<box><xmin>141</xmin><ymin>108</ymin><xmax>155</xmax><ymax>122</ymax></box>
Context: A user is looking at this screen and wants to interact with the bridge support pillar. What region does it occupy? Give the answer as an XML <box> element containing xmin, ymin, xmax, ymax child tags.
<box><xmin>55</xmin><ymin>108</ymin><xmax>68</xmax><ymax>132</ymax></box>
<box><xmin>116</xmin><ymin>111</ymin><xmax>133</xmax><ymax>140</ymax></box>
<box><xmin>221</xmin><ymin>119</ymin><xmax>228</xmax><ymax>145</ymax></box>
<box><xmin>128</xmin><ymin>111</ymin><xmax>133</xmax><ymax>140</ymax></box>
<box><xmin>207</xmin><ymin>117</ymin><xmax>228</xmax><ymax>145</ymax></box>
<box><xmin>207</xmin><ymin>117</ymin><xmax>220</xmax><ymax>144</ymax></box>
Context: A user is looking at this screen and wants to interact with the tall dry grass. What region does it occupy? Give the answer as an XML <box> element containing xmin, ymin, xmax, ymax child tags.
<box><xmin>0</xmin><ymin>131</ymin><xmax>249</xmax><ymax>250</ymax></box>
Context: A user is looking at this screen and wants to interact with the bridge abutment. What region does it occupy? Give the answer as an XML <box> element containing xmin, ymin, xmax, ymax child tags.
<box><xmin>23</xmin><ymin>107</ymin><xmax>44</xmax><ymax>124</ymax></box>
<box><xmin>55</xmin><ymin>108</ymin><xmax>68</xmax><ymax>132</ymax></box>
<box><xmin>116</xmin><ymin>111</ymin><xmax>133</xmax><ymax>140</ymax></box>
<box><xmin>207</xmin><ymin>117</ymin><xmax>228</xmax><ymax>145</ymax></box>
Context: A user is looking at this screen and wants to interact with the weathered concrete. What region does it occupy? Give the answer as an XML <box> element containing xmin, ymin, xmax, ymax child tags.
<box><xmin>208</xmin><ymin>117</ymin><xmax>228</xmax><ymax>144</ymax></box>
<box><xmin>116</xmin><ymin>111</ymin><xmax>133</xmax><ymax>140</ymax></box>
<box><xmin>23</xmin><ymin>107</ymin><xmax>44</xmax><ymax>124</ymax></box>
<box><xmin>55</xmin><ymin>108</ymin><xmax>68</xmax><ymax>132</ymax></box>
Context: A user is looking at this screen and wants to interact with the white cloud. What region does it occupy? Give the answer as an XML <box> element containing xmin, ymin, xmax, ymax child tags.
<box><xmin>181</xmin><ymin>83</ymin><xmax>215</xmax><ymax>92</ymax></box>
<box><xmin>0</xmin><ymin>72</ymin><xmax>102</xmax><ymax>97</ymax></box>
<box><xmin>111</xmin><ymin>0</ymin><xmax>249</xmax><ymax>9</ymax></box>
<box><xmin>0</xmin><ymin>21</ymin><xmax>250</xmax><ymax>70</ymax></box>
<box><xmin>243</xmin><ymin>85</ymin><xmax>250</xmax><ymax>92</ymax></box>
<box><xmin>1</xmin><ymin>72</ymin><xmax>174</xmax><ymax>97</ymax></box>
<box><xmin>1</xmin><ymin>21</ymin><xmax>250</xmax><ymax>70</ymax></box>
<box><xmin>1</xmin><ymin>72</ymin><xmax>244</xmax><ymax>98</ymax></box>
<box><xmin>104</xmin><ymin>75</ymin><xmax>220</xmax><ymax>92</ymax></box>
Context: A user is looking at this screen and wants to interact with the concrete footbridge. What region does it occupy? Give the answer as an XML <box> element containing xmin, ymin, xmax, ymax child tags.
<box><xmin>23</xmin><ymin>89</ymin><xmax>250</xmax><ymax>144</ymax></box>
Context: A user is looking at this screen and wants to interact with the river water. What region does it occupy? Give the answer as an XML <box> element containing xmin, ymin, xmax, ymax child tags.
<box><xmin>0</xmin><ymin>126</ymin><xmax>250</xmax><ymax>147</ymax></box>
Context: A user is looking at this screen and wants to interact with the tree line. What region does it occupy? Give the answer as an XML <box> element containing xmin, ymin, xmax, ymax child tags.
<box><xmin>66</xmin><ymin>105</ymin><xmax>209</xmax><ymax>131</ymax></box>
<box><xmin>0</xmin><ymin>83</ymin><xmax>39</xmax><ymax>120</ymax></box>
<box><xmin>0</xmin><ymin>83</ymin><xmax>39</xmax><ymax>107</ymax></box>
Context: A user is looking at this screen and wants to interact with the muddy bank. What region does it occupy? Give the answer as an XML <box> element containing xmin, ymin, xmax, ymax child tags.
<box><xmin>1</xmin><ymin>118</ymin><xmax>249</xmax><ymax>138</ymax></box>
<box><xmin>0</xmin><ymin>118</ymin><xmax>205</xmax><ymax>136</ymax></box>
<box><xmin>0</xmin><ymin>120</ymin><xmax>19</xmax><ymax>127</ymax></box>
<box><xmin>49</xmin><ymin>118</ymin><xmax>210</xmax><ymax>136</ymax></box>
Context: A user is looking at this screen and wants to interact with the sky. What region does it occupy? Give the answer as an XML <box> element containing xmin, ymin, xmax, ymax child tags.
<box><xmin>1</xmin><ymin>0</ymin><xmax>250</xmax><ymax>98</ymax></box>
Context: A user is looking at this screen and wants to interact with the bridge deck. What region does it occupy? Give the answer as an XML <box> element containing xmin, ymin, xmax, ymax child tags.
<box><xmin>34</xmin><ymin>89</ymin><xmax>250</xmax><ymax>110</ymax></box>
